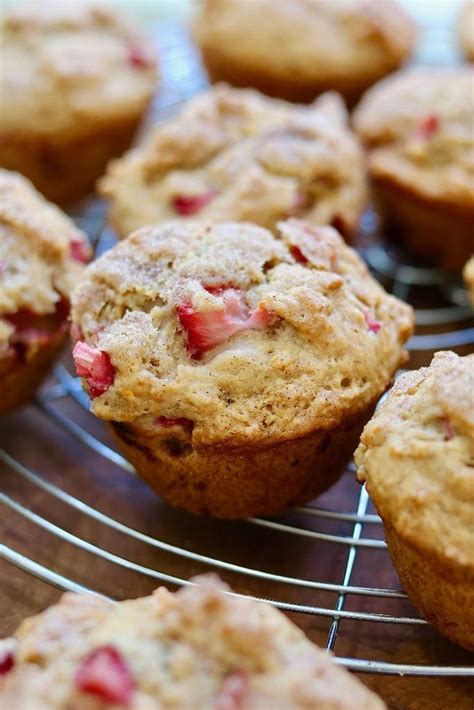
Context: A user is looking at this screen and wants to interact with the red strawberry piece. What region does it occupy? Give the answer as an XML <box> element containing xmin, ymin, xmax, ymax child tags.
<box><xmin>289</xmin><ymin>244</ymin><xmax>308</xmax><ymax>264</ymax></box>
<box><xmin>70</xmin><ymin>238</ymin><xmax>91</xmax><ymax>264</ymax></box>
<box><xmin>127</xmin><ymin>42</ymin><xmax>153</xmax><ymax>69</ymax></box>
<box><xmin>416</xmin><ymin>114</ymin><xmax>439</xmax><ymax>139</ymax></box>
<box><xmin>72</xmin><ymin>341</ymin><xmax>115</xmax><ymax>399</ymax></box>
<box><xmin>172</xmin><ymin>191</ymin><xmax>216</xmax><ymax>216</ymax></box>
<box><xmin>365</xmin><ymin>311</ymin><xmax>382</xmax><ymax>334</ymax></box>
<box><xmin>215</xmin><ymin>671</ymin><xmax>248</xmax><ymax>710</ymax></box>
<box><xmin>442</xmin><ymin>417</ymin><xmax>455</xmax><ymax>441</ymax></box>
<box><xmin>156</xmin><ymin>416</ymin><xmax>194</xmax><ymax>433</ymax></box>
<box><xmin>0</xmin><ymin>645</ymin><xmax>15</xmax><ymax>676</ymax></box>
<box><xmin>75</xmin><ymin>645</ymin><xmax>134</xmax><ymax>706</ymax></box>
<box><xmin>177</xmin><ymin>287</ymin><xmax>273</xmax><ymax>359</ymax></box>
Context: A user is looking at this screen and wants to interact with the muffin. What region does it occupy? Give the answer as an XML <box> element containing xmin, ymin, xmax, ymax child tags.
<box><xmin>458</xmin><ymin>1</ymin><xmax>474</xmax><ymax>61</ymax></box>
<box><xmin>100</xmin><ymin>84</ymin><xmax>367</xmax><ymax>240</ymax></box>
<box><xmin>192</xmin><ymin>0</ymin><xmax>416</xmax><ymax>106</ymax></box>
<box><xmin>0</xmin><ymin>169</ymin><xmax>91</xmax><ymax>415</ymax></box>
<box><xmin>353</xmin><ymin>68</ymin><xmax>474</xmax><ymax>270</ymax></box>
<box><xmin>464</xmin><ymin>256</ymin><xmax>474</xmax><ymax>304</ymax></box>
<box><xmin>70</xmin><ymin>219</ymin><xmax>413</xmax><ymax>518</ymax></box>
<box><xmin>355</xmin><ymin>352</ymin><xmax>474</xmax><ymax>650</ymax></box>
<box><xmin>0</xmin><ymin>575</ymin><xmax>384</xmax><ymax>709</ymax></box>
<box><xmin>0</xmin><ymin>1</ymin><xmax>157</xmax><ymax>204</ymax></box>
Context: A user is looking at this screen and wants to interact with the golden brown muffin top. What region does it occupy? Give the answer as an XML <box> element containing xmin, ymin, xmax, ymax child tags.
<box><xmin>71</xmin><ymin>219</ymin><xmax>413</xmax><ymax>446</ymax></box>
<box><xmin>356</xmin><ymin>352</ymin><xmax>474</xmax><ymax>575</ymax></box>
<box><xmin>193</xmin><ymin>0</ymin><xmax>415</xmax><ymax>85</ymax></box>
<box><xmin>0</xmin><ymin>575</ymin><xmax>384</xmax><ymax>709</ymax></box>
<box><xmin>0</xmin><ymin>169</ymin><xmax>90</xmax><ymax>346</ymax></box>
<box><xmin>0</xmin><ymin>0</ymin><xmax>157</xmax><ymax>136</ymax></box>
<box><xmin>353</xmin><ymin>68</ymin><xmax>474</xmax><ymax>207</ymax></box>
<box><xmin>458</xmin><ymin>1</ymin><xmax>474</xmax><ymax>61</ymax></box>
<box><xmin>100</xmin><ymin>84</ymin><xmax>367</xmax><ymax>239</ymax></box>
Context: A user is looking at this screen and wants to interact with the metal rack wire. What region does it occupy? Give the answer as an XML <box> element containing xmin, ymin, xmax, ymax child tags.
<box><xmin>1</xmin><ymin>21</ymin><xmax>473</xmax><ymax>680</ymax></box>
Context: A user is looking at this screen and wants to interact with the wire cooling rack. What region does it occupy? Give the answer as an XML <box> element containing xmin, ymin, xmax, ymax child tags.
<box><xmin>1</xmin><ymin>19</ymin><xmax>474</xmax><ymax>682</ymax></box>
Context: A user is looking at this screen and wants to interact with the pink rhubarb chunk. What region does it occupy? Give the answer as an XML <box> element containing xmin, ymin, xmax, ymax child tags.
<box><xmin>416</xmin><ymin>114</ymin><xmax>439</xmax><ymax>139</ymax></box>
<box><xmin>172</xmin><ymin>191</ymin><xmax>216</xmax><ymax>216</ymax></box>
<box><xmin>289</xmin><ymin>244</ymin><xmax>308</xmax><ymax>264</ymax></box>
<box><xmin>215</xmin><ymin>672</ymin><xmax>248</xmax><ymax>710</ymax></box>
<box><xmin>72</xmin><ymin>341</ymin><xmax>115</xmax><ymax>399</ymax></box>
<box><xmin>365</xmin><ymin>311</ymin><xmax>383</xmax><ymax>334</ymax></box>
<box><xmin>127</xmin><ymin>42</ymin><xmax>153</xmax><ymax>69</ymax></box>
<box><xmin>70</xmin><ymin>238</ymin><xmax>91</xmax><ymax>264</ymax></box>
<box><xmin>177</xmin><ymin>287</ymin><xmax>273</xmax><ymax>359</ymax></box>
<box><xmin>75</xmin><ymin>645</ymin><xmax>134</xmax><ymax>706</ymax></box>
<box><xmin>156</xmin><ymin>416</ymin><xmax>194</xmax><ymax>432</ymax></box>
<box><xmin>0</xmin><ymin>647</ymin><xmax>14</xmax><ymax>676</ymax></box>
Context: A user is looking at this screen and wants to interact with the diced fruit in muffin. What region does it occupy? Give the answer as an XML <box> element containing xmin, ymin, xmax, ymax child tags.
<box><xmin>355</xmin><ymin>352</ymin><xmax>474</xmax><ymax>650</ymax></box>
<box><xmin>0</xmin><ymin>1</ymin><xmax>157</xmax><ymax>204</ymax></box>
<box><xmin>0</xmin><ymin>169</ymin><xmax>90</xmax><ymax>414</ymax></box>
<box><xmin>353</xmin><ymin>68</ymin><xmax>474</xmax><ymax>270</ymax></box>
<box><xmin>99</xmin><ymin>84</ymin><xmax>367</xmax><ymax>240</ymax></box>
<box><xmin>0</xmin><ymin>575</ymin><xmax>385</xmax><ymax>709</ymax></box>
<box><xmin>70</xmin><ymin>219</ymin><xmax>413</xmax><ymax>518</ymax></box>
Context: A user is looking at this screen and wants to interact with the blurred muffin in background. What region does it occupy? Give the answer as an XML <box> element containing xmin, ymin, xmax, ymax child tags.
<box><xmin>192</xmin><ymin>0</ymin><xmax>416</xmax><ymax>106</ymax></box>
<box><xmin>0</xmin><ymin>169</ymin><xmax>90</xmax><ymax>415</ymax></box>
<box><xmin>100</xmin><ymin>84</ymin><xmax>367</xmax><ymax>240</ymax></box>
<box><xmin>353</xmin><ymin>68</ymin><xmax>474</xmax><ymax>270</ymax></box>
<box><xmin>458</xmin><ymin>1</ymin><xmax>474</xmax><ymax>61</ymax></box>
<box><xmin>464</xmin><ymin>257</ymin><xmax>474</xmax><ymax>304</ymax></box>
<box><xmin>0</xmin><ymin>1</ymin><xmax>157</xmax><ymax>205</ymax></box>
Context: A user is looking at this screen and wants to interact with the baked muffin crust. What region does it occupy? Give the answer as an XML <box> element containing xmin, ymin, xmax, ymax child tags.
<box><xmin>0</xmin><ymin>169</ymin><xmax>90</xmax><ymax>413</ymax></box>
<box><xmin>464</xmin><ymin>256</ymin><xmax>474</xmax><ymax>304</ymax></box>
<box><xmin>356</xmin><ymin>352</ymin><xmax>474</xmax><ymax>648</ymax></box>
<box><xmin>0</xmin><ymin>576</ymin><xmax>384</xmax><ymax>709</ymax></box>
<box><xmin>100</xmin><ymin>85</ymin><xmax>367</xmax><ymax>239</ymax></box>
<box><xmin>458</xmin><ymin>1</ymin><xmax>474</xmax><ymax>61</ymax></box>
<box><xmin>353</xmin><ymin>68</ymin><xmax>474</xmax><ymax>269</ymax></box>
<box><xmin>193</xmin><ymin>0</ymin><xmax>415</xmax><ymax>105</ymax></box>
<box><xmin>0</xmin><ymin>1</ymin><xmax>157</xmax><ymax>203</ymax></box>
<box><xmin>71</xmin><ymin>219</ymin><xmax>413</xmax><ymax>448</ymax></box>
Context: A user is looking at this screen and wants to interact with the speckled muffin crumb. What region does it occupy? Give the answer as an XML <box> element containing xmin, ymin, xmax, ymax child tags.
<box><xmin>70</xmin><ymin>219</ymin><xmax>413</xmax><ymax>517</ymax></box>
<box><xmin>0</xmin><ymin>1</ymin><xmax>157</xmax><ymax>203</ymax></box>
<box><xmin>100</xmin><ymin>84</ymin><xmax>367</xmax><ymax>240</ymax></box>
<box><xmin>353</xmin><ymin>68</ymin><xmax>474</xmax><ymax>270</ymax></box>
<box><xmin>193</xmin><ymin>0</ymin><xmax>415</xmax><ymax>106</ymax></box>
<box><xmin>355</xmin><ymin>351</ymin><xmax>474</xmax><ymax>649</ymax></box>
<box><xmin>0</xmin><ymin>169</ymin><xmax>90</xmax><ymax>413</ymax></box>
<box><xmin>0</xmin><ymin>575</ymin><xmax>385</xmax><ymax>709</ymax></box>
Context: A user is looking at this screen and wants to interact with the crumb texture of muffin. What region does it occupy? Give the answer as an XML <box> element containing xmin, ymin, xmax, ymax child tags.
<box><xmin>353</xmin><ymin>68</ymin><xmax>474</xmax><ymax>270</ymax></box>
<box><xmin>71</xmin><ymin>219</ymin><xmax>413</xmax><ymax>517</ymax></box>
<box><xmin>0</xmin><ymin>575</ymin><xmax>385</xmax><ymax>709</ymax></box>
<box><xmin>458</xmin><ymin>1</ymin><xmax>474</xmax><ymax>60</ymax></box>
<box><xmin>100</xmin><ymin>84</ymin><xmax>367</xmax><ymax>240</ymax></box>
<box><xmin>0</xmin><ymin>169</ymin><xmax>90</xmax><ymax>414</ymax></box>
<box><xmin>355</xmin><ymin>351</ymin><xmax>474</xmax><ymax>649</ymax></box>
<box><xmin>0</xmin><ymin>1</ymin><xmax>157</xmax><ymax>204</ymax></box>
<box><xmin>192</xmin><ymin>0</ymin><xmax>415</xmax><ymax>106</ymax></box>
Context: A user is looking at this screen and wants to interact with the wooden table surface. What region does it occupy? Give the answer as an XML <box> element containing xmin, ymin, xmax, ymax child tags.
<box><xmin>1</xmin><ymin>7</ymin><xmax>474</xmax><ymax>709</ymax></box>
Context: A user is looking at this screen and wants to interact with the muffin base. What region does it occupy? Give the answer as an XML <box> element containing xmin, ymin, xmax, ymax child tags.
<box><xmin>109</xmin><ymin>401</ymin><xmax>376</xmax><ymax>519</ymax></box>
<box><xmin>373</xmin><ymin>178</ymin><xmax>474</xmax><ymax>271</ymax></box>
<box><xmin>0</xmin><ymin>329</ymin><xmax>66</xmax><ymax>416</ymax></box>
<box><xmin>200</xmin><ymin>49</ymin><xmax>392</xmax><ymax>107</ymax></box>
<box><xmin>0</xmin><ymin>114</ymin><xmax>144</xmax><ymax>205</ymax></box>
<box><xmin>385</xmin><ymin>523</ymin><xmax>474</xmax><ymax>651</ymax></box>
